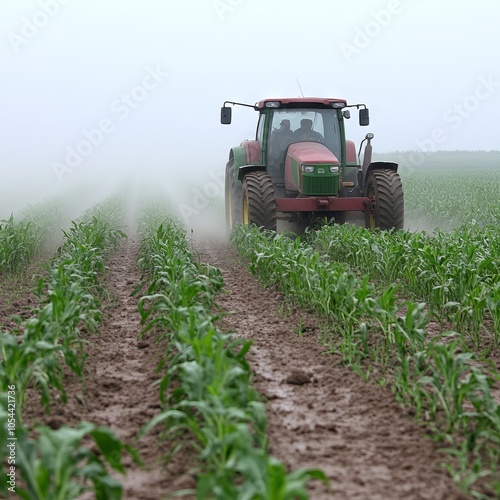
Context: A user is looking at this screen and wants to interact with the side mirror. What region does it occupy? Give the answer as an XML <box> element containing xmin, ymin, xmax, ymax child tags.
<box><xmin>343</xmin><ymin>110</ymin><xmax>351</xmax><ymax>119</ymax></box>
<box><xmin>359</xmin><ymin>108</ymin><xmax>369</xmax><ymax>126</ymax></box>
<box><xmin>221</xmin><ymin>106</ymin><xmax>232</xmax><ymax>124</ymax></box>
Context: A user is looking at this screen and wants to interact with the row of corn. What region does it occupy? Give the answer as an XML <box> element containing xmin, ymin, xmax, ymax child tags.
<box><xmin>0</xmin><ymin>196</ymin><xmax>130</xmax><ymax>499</ymax></box>
<box><xmin>0</xmin><ymin>198</ymin><xmax>70</xmax><ymax>274</ymax></box>
<box><xmin>308</xmin><ymin>223</ymin><xmax>499</xmax><ymax>349</ymax></box>
<box><xmin>231</xmin><ymin>224</ymin><xmax>500</xmax><ymax>499</ymax></box>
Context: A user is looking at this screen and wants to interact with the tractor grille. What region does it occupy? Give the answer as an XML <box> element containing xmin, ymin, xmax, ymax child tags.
<box><xmin>302</xmin><ymin>175</ymin><xmax>339</xmax><ymax>196</ymax></box>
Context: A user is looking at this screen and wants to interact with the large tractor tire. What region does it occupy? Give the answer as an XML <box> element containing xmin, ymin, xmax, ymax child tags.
<box><xmin>242</xmin><ymin>171</ymin><xmax>277</xmax><ymax>231</ymax></box>
<box><xmin>365</xmin><ymin>169</ymin><xmax>404</xmax><ymax>230</ymax></box>
<box><xmin>225</xmin><ymin>160</ymin><xmax>242</xmax><ymax>232</ymax></box>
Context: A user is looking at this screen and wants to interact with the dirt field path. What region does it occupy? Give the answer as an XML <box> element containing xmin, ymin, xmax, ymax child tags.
<box><xmin>194</xmin><ymin>234</ymin><xmax>468</xmax><ymax>500</ymax></box>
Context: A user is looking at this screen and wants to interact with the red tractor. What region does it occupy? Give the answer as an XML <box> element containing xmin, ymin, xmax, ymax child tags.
<box><xmin>221</xmin><ymin>97</ymin><xmax>404</xmax><ymax>232</ymax></box>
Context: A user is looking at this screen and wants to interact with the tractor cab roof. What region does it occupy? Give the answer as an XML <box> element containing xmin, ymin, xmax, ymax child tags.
<box><xmin>256</xmin><ymin>97</ymin><xmax>347</xmax><ymax>110</ymax></box>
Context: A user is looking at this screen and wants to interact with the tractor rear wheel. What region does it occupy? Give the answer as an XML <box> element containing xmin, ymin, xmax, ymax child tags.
<box><xmin>365</xmin><ymin>169</ymin><xmax>404</xmax><ymax>230</ymax></box>
<box><xmin>225</xmin><ymin>160</ymin><xmax>242</xmax><ymax>232</ymax></box>
<box><xmin>242</xmin><ymin>171</ymin><xmax>277</xmax><ymax>231</ymax></box>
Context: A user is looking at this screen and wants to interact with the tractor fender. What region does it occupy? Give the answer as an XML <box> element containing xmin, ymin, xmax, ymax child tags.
<box><xmin>238</xmin><ymin>165</ymin><xmax>266</xmax><ymax>182</ymax></box>
<box><xmin>227</xmin><ymin>146</ymin><xmax>248</xmax><ymax>184</ymax></box>
<box><xmin>363</xmin><ymin>161</ymin><xmax>398</xmax><ymax>182</ymax></box>
<box><xmin>229</xmin><ymin>142</ymin><xmax>260</xmax><ymax>170</ymax></box>
<box><xmin>229</xmin><ymin>146</ymin><xmax>247</xmax><ymax>169</ymax></box>
<box><xmin>241</xmin><ymin>140</ymin><xmax>260</xmax><ymax>164</ymax></box>
<box><xmin>362</xmin><ymin>161</ymin><xmax>398</xmax><ymax>191</ymax></box>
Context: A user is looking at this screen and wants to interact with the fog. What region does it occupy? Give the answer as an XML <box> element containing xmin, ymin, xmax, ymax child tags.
<box><xmin>1</xmin><ymin>0</ymin><xmax>499</xmax><ymax>221</ymax></box>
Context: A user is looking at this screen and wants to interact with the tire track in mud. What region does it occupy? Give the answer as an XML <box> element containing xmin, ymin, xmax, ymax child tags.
<box><xmin>194</xmin><ymin>235</ymin><xmax>469</xmax><ymax>500</ymax></box>
<box><xmin>24</xmin><ymin>238</ymin><xmax>196</xmax><ymax>499</ymax></box>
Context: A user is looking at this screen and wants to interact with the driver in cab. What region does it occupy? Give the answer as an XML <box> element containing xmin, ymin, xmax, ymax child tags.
<box><xmin>292</xmin><ymin>118</ymin><xmax>323</xmax><ymax>142</ymax></box>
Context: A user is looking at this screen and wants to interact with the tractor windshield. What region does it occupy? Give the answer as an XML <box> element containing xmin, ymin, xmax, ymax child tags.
<box><xmin>267</xmin><ymin>108</ymin><xmax>342</xmax><ymax>164</ymax></box>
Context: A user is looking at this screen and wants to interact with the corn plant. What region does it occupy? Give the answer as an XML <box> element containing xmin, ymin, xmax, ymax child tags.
<box><xmin>15</xmin><ymin>421</ymin><xmax>128</xmax><ymax>500</ymax></box>
<box><xmin>417</xmin><ymin>339</ymin><xmax>493</xmax><ymax>433</ymax></box>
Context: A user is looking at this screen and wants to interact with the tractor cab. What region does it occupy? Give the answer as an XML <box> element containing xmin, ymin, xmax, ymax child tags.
<box><xmin>265</xmin><ymin>108</ymin><xmax>341</xmax><ymax>164</ymax></box>
<box><xmin>264</xmin><ymin>107</ymin><xmax>342</xmax><ymax>189</ymax></box>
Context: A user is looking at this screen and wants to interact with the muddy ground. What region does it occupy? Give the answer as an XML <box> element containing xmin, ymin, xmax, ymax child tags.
<box><xmin>7</xmin><ymin>229</ymin><xmax>470</xmax><ymax>499</ymax></box>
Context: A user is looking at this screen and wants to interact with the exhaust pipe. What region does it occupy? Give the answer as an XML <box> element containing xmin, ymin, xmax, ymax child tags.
<box><xmin>361</xmin><ymin>133</ymin><xmax>374</xmax><ymax>169</ymax></box>
<box><xmin>358</xmin><ymin>133</ymin><xmax>374</xmax><ymax>189</ymax></box>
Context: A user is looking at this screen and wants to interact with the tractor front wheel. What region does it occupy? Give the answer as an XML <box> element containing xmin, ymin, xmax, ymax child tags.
<box><xmin>242</xmin><ymin>171</ymin><xmax>277</xmax><ymax>231</ymax></box>
<box><xmin>365</xmin><ymin>169</ymin><xmax>404</xmax><ymax>230</ymax></box>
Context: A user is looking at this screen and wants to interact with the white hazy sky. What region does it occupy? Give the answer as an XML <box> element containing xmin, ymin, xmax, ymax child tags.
<box><xmin>1</xmin><ymin>0</ymin><xmax>499</xmax><ymax>208</ymax></box>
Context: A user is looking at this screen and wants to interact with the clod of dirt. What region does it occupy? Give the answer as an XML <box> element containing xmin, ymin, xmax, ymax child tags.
<box><xmin>102</xmin><ymin>379</ymin><xmax>122</xmax><ymax>391</ymax></box>
<box><xmin>137</xmin><ymin>341</ymin><xmax>150</xmax><ymax>349</ymax></box>
<box><xmin>47</xmin><ymin>416</ymin><xmax>66</xmax><ymax>430</ymax></box>
<box><xmin>285</xmin><ymin>370</ymin><xmax>312</xmax><ymax>385</ymax></box>
<box><xmin>261</xmin><ymin>390</ymin><xmax>279</xmax><ymax>401</ymax></box>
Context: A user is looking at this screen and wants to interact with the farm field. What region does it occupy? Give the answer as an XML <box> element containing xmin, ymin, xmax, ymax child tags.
<box><xmin>1</xmin><ymin>162</ymin><xmax>499</xmax><ymax>499</ymax></box>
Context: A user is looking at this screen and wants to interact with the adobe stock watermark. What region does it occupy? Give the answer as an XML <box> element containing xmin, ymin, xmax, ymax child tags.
<box><xmin>52</xmin><ymin>65</ymin><xmax>169</xmax><ymax>183</ymax></box>
<box><xmin>213</xmin><ymin>0</ymin><xmax>244</xmax><ymax>21</ymax></box>
<box><xmin>340</xmin><ymin>0</ymin><xmax>405</xmax><ymax>63</ymax></box>
<box><xmin>7</xmin><ymin>0</ymin><xmax>72</xmax><ymax>54</ymax></box>
<box><xmin>179</xmin><ymin>170</ymin><xmax>225</xmax><ymax>223</ymax></box>
<box><xmin>396</xmin><ymin>75</ymin><xmax>499</xmax><ymax>172</ymax></box>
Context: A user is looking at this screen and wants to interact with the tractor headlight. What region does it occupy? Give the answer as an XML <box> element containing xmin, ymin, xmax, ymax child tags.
<box><xmin>301</xmin><ymin>165</ymin><xmax>315</xmax><ymax>173</ymax></box>
<box><xmin>329</xmin><ymin>166</ymin><xmax>339</xmax><ymax>173</ymax></box>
